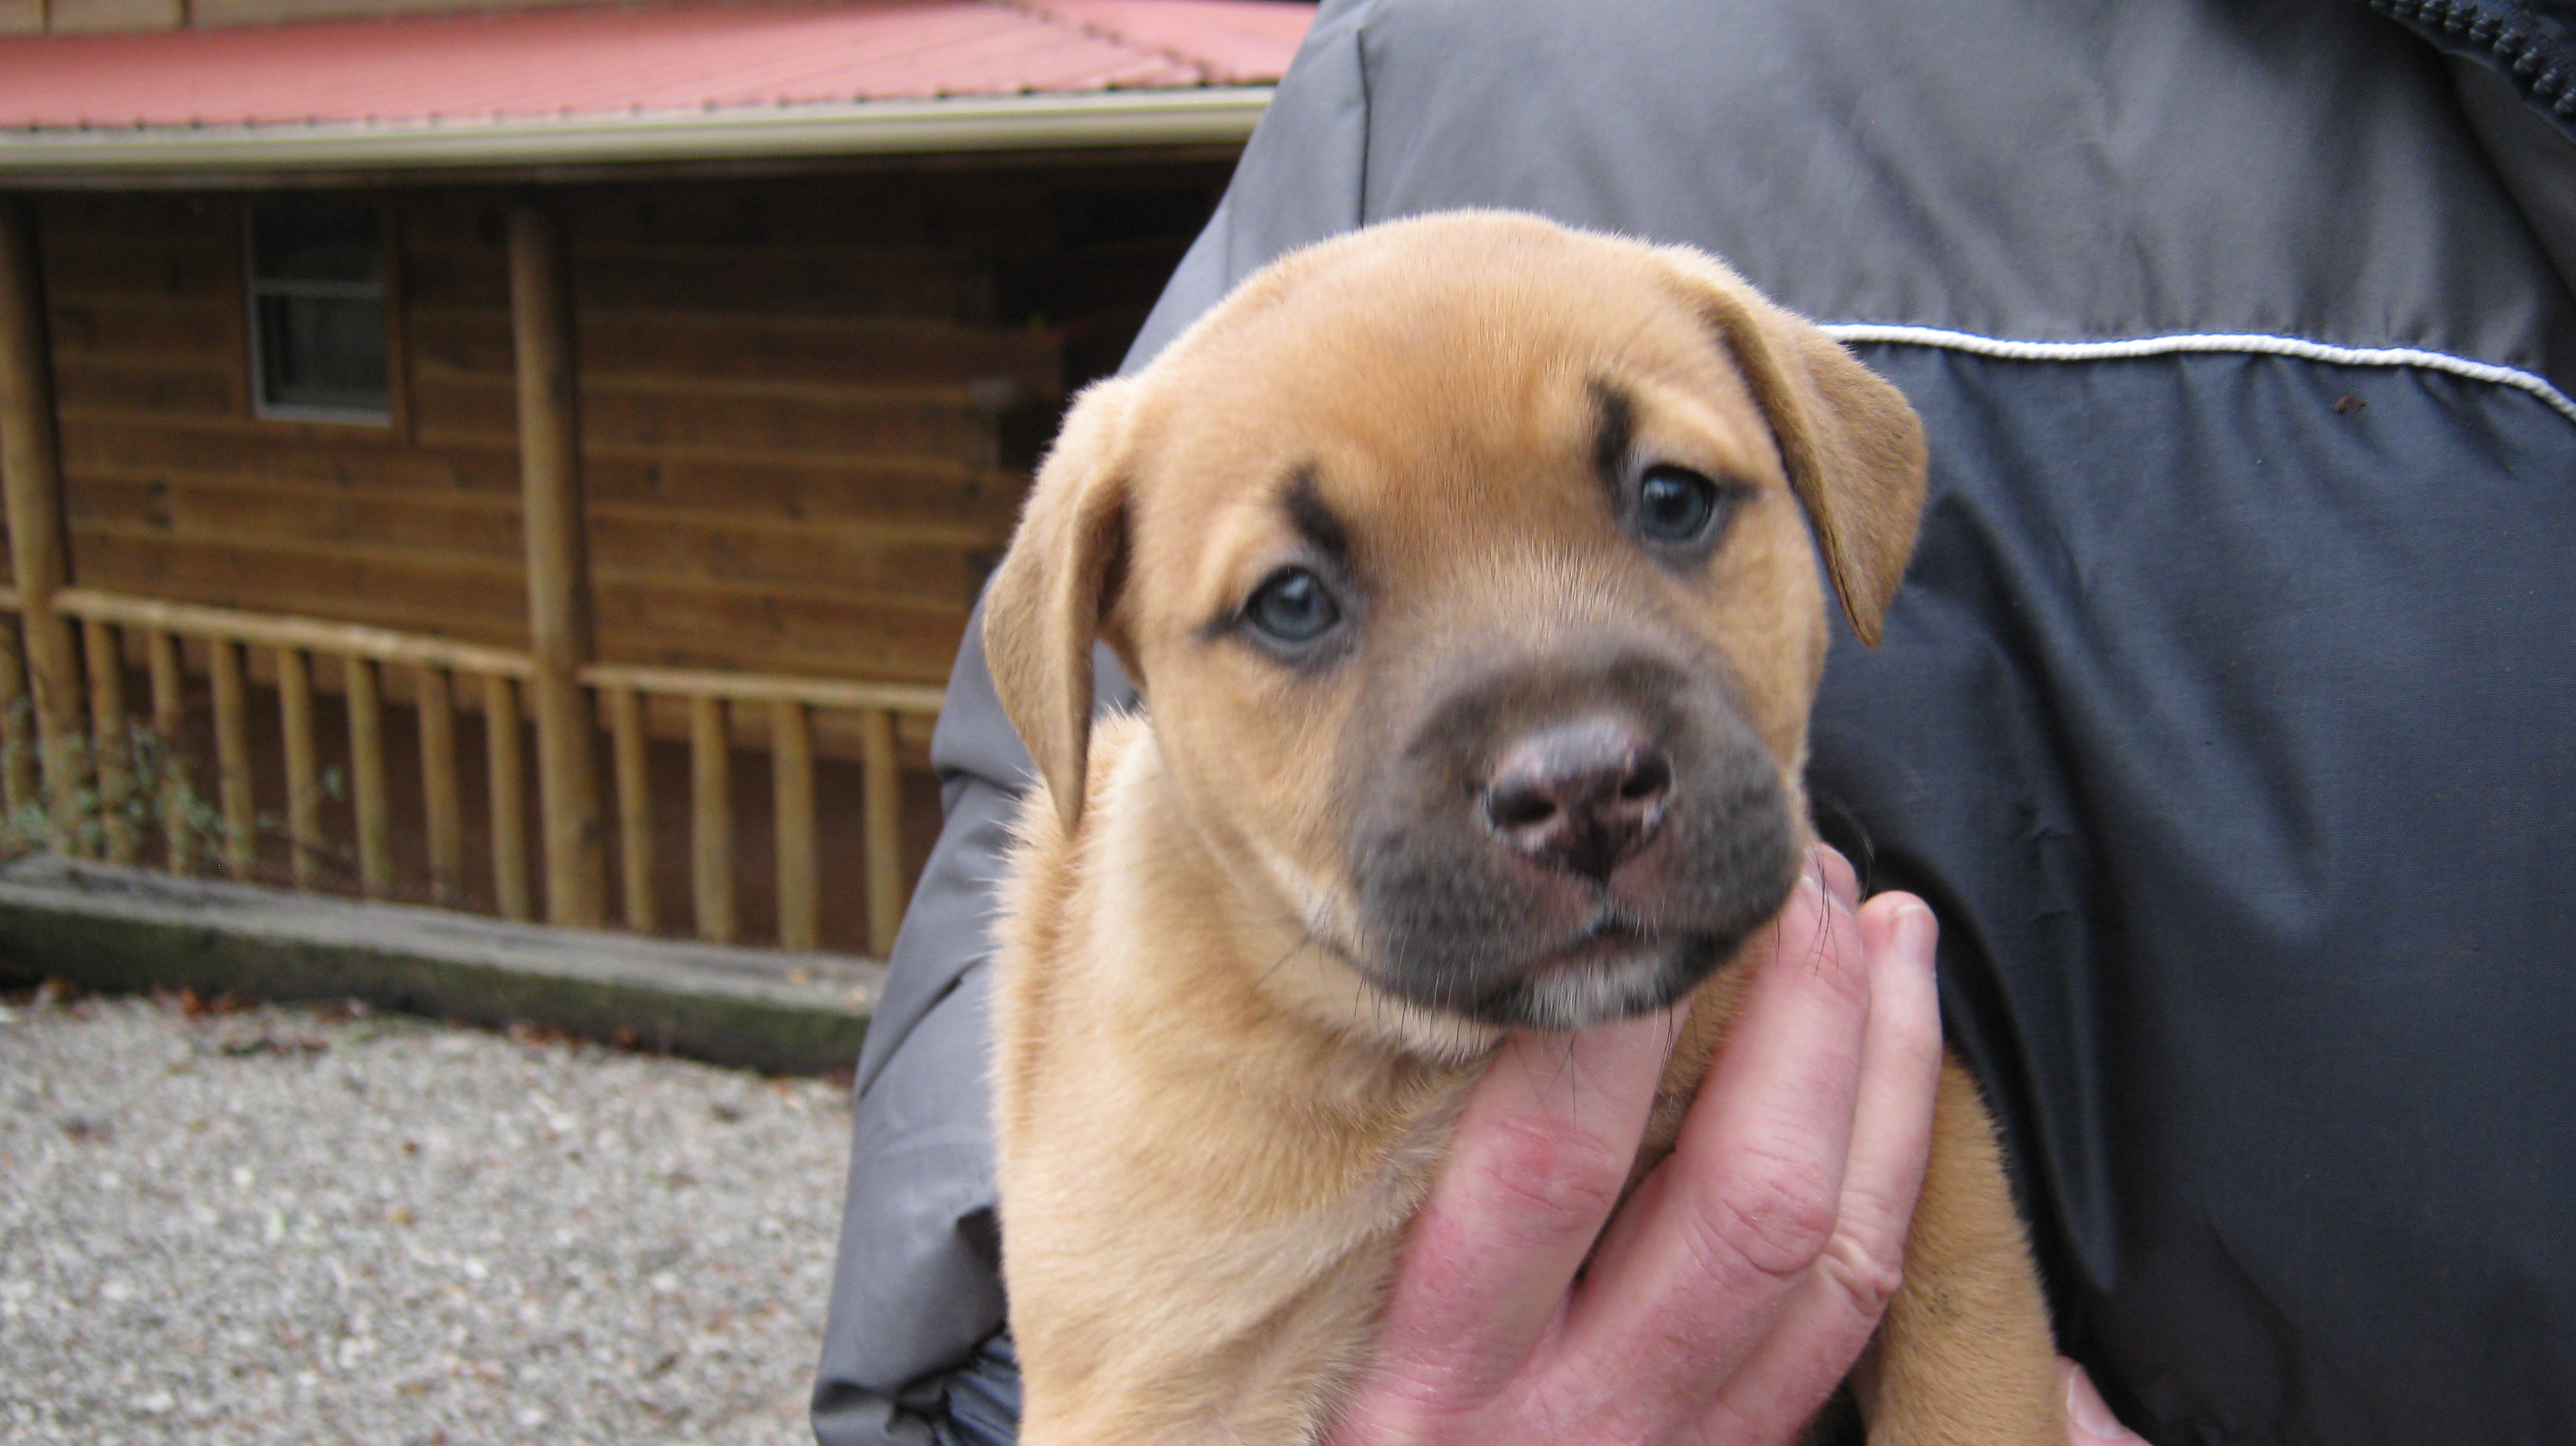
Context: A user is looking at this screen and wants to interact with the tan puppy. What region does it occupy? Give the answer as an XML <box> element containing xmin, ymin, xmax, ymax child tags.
<box><xmin>984</xmin><ymin>212</ymin><xmax>2062</xmax><ymax>1445</ymax></box>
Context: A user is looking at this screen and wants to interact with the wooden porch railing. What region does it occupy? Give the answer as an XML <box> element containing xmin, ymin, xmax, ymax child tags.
<box><xmin>0</xmin><ymin>584</ymin><xmax>941</xmax><ymax>958</ymax></box>
<box><xmin>582</xmin><ymin>662</ymin><xmax>929</xmax><ymax>954</ymax></box>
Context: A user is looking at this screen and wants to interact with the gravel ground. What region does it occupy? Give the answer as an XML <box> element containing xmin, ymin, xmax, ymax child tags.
<box><xmin>0</xmin><ymin>986</ymin><xmax>857</xmax><ymax>1445</ymax></box>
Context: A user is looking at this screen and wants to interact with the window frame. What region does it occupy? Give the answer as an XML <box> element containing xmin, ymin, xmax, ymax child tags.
<box><xmin>242</xmin><ymin>193</ymin><xmax>403</xmax><ymax>429</ymax></box>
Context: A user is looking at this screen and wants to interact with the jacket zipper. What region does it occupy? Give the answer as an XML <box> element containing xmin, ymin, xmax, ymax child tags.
<box><xmin>2365</xmin><ymin>0</ymin><xmax>2576</xmax><ymax>121</ymax></box>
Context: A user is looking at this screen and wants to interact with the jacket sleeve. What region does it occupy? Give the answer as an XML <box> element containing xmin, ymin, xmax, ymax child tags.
<box><xmin>816</xmin><ymin>600</ymin><xmax>1164</xmax><ymax>1441</ymax></box>
<box><xmin>806</xmin><ymin>597</ymin><xmax>1029</xmax><ymax>1446</ymax></box>
<box><xmin>811</xmin><ymin>600</ymin><xmax>1152</xmax><ymax>1445</ymax></box>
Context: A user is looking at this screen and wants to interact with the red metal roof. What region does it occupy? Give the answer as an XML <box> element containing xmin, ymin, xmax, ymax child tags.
<box><xmin>0</xmin><ymin>1</ymin><xmax>1314</xmax><ymax>133</ymax></box>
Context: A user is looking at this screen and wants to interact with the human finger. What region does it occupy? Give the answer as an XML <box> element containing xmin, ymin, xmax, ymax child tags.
<box><xmin>1555</xmin><ymin>856</ymin><xmax>1876</xmax><ymax>1423</ymax></box>
<box><xmin>2064</xmin><ymin>1360</ymin><xmax>2150</xmax><ymax>1444</ymax></box>
<box><xmin>1684</xmin><ymin>892</ymin><xmax>1942</xmax><ymax>1445</ymax></box>
<box><xmin>1340</xmin><ymin>1006</ymin><xmax>1676</xmax><ymax>1435</ymax></box>
<box><xmin>1811</xmin><ymin>842</ymin><xmax>1859</xmax><ymax>912</ymax></box>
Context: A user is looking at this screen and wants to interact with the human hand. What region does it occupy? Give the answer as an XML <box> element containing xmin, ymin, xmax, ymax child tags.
<box><xmin>1325</xmin><ymin>844</ymin><xmax>1945</xmax><ymax>1445</ymax></box>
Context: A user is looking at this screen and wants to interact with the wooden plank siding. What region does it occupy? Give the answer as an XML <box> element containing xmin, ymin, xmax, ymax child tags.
<box><xmin>0</xmin><ymin>159</ymin><xmax>1230</xmax><ymax>953</ymax></box>
<box><xmin>25</xmin><ymin>158</ymin><xmax>1229</xmax><ymax>738</ymax></box>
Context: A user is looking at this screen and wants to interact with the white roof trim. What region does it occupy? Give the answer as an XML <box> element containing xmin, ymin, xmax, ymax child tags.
<box><xmin>1823</xmin><ymin>323</ymin><xmax>2576</xmax><ymax>426</ymax></box>
<box><xmin>0</xmin><ymin>85</ymin><xmax>1274</xmax><ymax>182</ymax></box>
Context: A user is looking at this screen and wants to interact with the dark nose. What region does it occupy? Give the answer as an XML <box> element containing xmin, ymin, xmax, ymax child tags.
<box><xmin>1481</xmin><ymin>715</ymin><xmax>1673</xmax><ymax>879</ymax></box>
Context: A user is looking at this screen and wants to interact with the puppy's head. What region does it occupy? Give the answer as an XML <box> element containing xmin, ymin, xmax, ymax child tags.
<box><xmin>986</xmin><ymin>212</ymin><xmax>1924</xmax><ymax>1052</ymax></box>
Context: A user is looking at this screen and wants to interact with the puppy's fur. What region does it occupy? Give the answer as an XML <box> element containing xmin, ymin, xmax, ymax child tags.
<box><xmin>985</xmin><ymin>213</ymin><xmax>2061</xmax><ymax>1445</ymax></box>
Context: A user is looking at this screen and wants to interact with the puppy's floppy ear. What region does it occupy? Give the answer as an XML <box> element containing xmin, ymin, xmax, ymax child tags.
<box><xmin>1657</xmin><ymin>247</ymin><xmax>1928</xmax><ymax>647</ymax></box>
<box><xmin>982</xmin><ymin>376</ymin><xmax>1138</xmax><ymax>834</ymax></box>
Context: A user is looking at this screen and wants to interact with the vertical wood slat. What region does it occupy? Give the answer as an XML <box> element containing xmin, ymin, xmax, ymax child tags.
<box><xmin>508</xmin><ymin>202</ymin><xmax>607</xmax><ymax>928</ymax></box>
<box><xmin>417</xmin><ymin>666</ymin><xmax>463</xmax><ymax>907</ymax></box>
<box><xmin>690</xmin><ymin>694</ymin><xmax>734</xmax><ymax>944</ymax></box>
<box><xmin>346</xmin><ymin>655</ymin><xmax>390</xmax><ymax>898</ymax></box>
<box><xmin>772</xmin><ymin>698</ymin><xmax>817</xmax><ymax>952</ymax></box>
<box><xmin>83</xmin><ymin>619</ymin><xmax>136</xmax><ymax>864</ymax></box>
<box><xmin>861</xmin><ymin>707</ymin><xmax>904</xmax><ymax>958</ymax></box>
<box><xmin>484</xmin><ymin>673</ymin><xmax>530</xmax><ymax>923</ymax></box>
<box><xmin>278</xmin><ymin>646</ymin><xmax>318</xmax><ymax>890</ymax></box>
<box><xmin>527</xmin><ymin>630</ymin><xmax>605</xmax><ymax>924</ymax></box>
<box><xmin>146</xmin><ymin>628</ymin><xmax>189</xmax><ymax>873</ymax></box>
<box><xmin>0</xmin><ymin>200</ymin><xmax>86</xmax><ymax>853</ymax></box>
<box><xmin>25</xmin><ymin>619</ymin><xmax>82</xmax><ymax>852</ymax></box>
<box><xmin>0</xmin><ymin>615</ymin><xmax>33</xmax><ymax>817</ymax></box>
<box><xmin>210</xmin><ymin>638</ymin><xmax>253</xmax><ymax>880</ymax></box>
<box><xmin>609</xmin><ymin>687</ymin><xmax>653</xmax><ymax>933</ymax></box>
<box><xmin>1</xmin><ymin>594</ymin><xmax>941</xmax><ymax>952</ymax></box>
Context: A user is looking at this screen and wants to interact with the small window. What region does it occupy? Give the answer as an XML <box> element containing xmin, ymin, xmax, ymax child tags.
<box><xmin>246</xmin><ymin>195</ymin><xmax>391</xmax><ymax>424</ymax></box>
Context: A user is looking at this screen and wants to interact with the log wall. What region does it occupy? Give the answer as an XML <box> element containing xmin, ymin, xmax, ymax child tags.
<box><xmin>28</xmin><ymin>157</ymin><xmax>1228</xmax><ymax>727</ymax></box>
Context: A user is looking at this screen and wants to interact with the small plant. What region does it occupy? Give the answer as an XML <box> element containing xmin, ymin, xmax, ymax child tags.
<box><xmin>0</xmin><ymin>716</ymin><xmax>312</xmax><ymax>878</ymax></box>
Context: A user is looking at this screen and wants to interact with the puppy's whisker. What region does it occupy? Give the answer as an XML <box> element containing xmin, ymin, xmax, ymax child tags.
<box><xmin>1255</xmin><ymin>933</ymin><xmax>1318</xmax><ymax>991</ymax></box>
<box><xmin>1563</xmin><ymin>1037</ymin><xmax>1597</xmax><ymax>1133</ymax></box>
<box><xmin>1789</xmin><ymin>852</ymin><xmax>1842</xmax><ymax>979</ymax></box>
<box><xmin>1509</xmin><ymin>1026</ymin><xmax>1585</xmax><ymax>1113</ymax></box>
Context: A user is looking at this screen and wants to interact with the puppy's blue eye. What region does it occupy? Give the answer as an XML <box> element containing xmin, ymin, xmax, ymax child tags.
<box><xmin>1245</xmin><ymin>568</ymin><xmax>1340</xmax><ymax>645</ymax></box>
<box><xmin>1638</xmin><ymin>465</ymin><xmax>1723</xmax><ymax>543</ymax></box>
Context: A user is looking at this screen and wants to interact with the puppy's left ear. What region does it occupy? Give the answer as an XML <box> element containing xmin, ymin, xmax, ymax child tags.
<box><xmin>1657</xmin><ymin>248</ymin><xmax>1928</xmax><ymax>647</ymax></box>
<box><xmin>982</xmin><ymin>376</ymin><xmax>1139</xmax><ymax>835</ymax></box>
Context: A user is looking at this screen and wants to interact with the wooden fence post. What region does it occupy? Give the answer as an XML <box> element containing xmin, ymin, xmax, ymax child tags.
<box><xmin>0</xmin><ymin>199</ymin><xmax>86</xmax><ymax>853</ymax></box>
<box><xmin>609</xmin><ymin>686</ymin><xmax>653</xmax><ymax>933</ymax></box>
<box><xmin>772</xmin><ymin>699</ymin><xmax>817</xmax><ymax>951</ymax></box>
<box><xmin>82</xmin><ymin>619</ymin><xmax>134</xmax><ymax>862</ymax></box>
<box><xmin>346</xmin><ymin>655</ymin><xmax>390</xmax><ymax>897</ymax></box>
<box><xmin>417</xmin><ymin>666</ymin><xmax>463</xmax><ymax>907</ymax></box>
<box><xmin>279</xmin><ymin>646</ymin><xmax>320</xmax><ymax>890</ymax></box>
<box><xmin>210</xmin><ymin>638</ymin><xmax>254</xmax><ymax>880</ymax></box>
<box><xmin>0</xmin><ymin>615</ymin><xmax>33</xmax><ymax>815</ymax></box>
<box><xmin>484</xmin><ymin>672</ymin><xmax>532</xmax><ymax>923</ymax></box>
<box><xmin>508</xmin><ymin>201</ymin><xmax>605</xmax><ymax>927</ymax></box>
<box><xmin>690</xmin><ymin>695</ymin><xmax>734</xmax><ymax>944</ymax></box>
<box><xmin>147</xmin><ymin>628</ymin><xmax>190</xmax><ymax>873</ymax></box>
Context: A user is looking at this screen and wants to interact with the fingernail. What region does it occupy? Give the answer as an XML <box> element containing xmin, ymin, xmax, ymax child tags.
<box><xmin>1895</xmin><ymin>902</ymin><xmax>1936</xmax><ymax>963</ymax></box>
<box><xmin>2065</xmin><ymin>1363</ymin><xmax>2123</xmax><ymax>1439</ymax></box>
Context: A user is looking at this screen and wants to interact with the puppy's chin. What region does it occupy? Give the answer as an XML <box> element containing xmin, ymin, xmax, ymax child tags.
<box><xmin>1370</xmin><ymin>930</ymin><xmax>1734</xmax><ymax>1036</ymax></box>
<box><xmin>1269</xmin><ymin>884</ymin><xmax>1730</xmax><ymax>1060</ymax></box>
<box><xmin>1469</xmin><ymin>935</ymin><xmax>1724</xmax><ymax>1032</ymax></box>
<box><xmin>1361</xmin><ymin>1002</ymin><xmax>1509</xmax><ymax>1066</ymax></box>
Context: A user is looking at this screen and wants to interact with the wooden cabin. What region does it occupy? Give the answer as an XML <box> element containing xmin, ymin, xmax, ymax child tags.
<box><xmin>0</xmin><ymin>0</ymin><xmax>1313</xmax><ymax>958</ymax></box>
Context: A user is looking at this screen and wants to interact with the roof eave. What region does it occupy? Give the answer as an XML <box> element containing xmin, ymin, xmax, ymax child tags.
<box><xmin>0</xmin><ymin>85</ymin><xmax>1275</xmax><ymax>186</ymax></box>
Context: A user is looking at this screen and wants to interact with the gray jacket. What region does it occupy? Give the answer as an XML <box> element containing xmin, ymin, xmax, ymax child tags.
<box><xmin>815</xmin><ymin>2</ymin><xmax>2576</xmax><ymax>1442</ymax></box>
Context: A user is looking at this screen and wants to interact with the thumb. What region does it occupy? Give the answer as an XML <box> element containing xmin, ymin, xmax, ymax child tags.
<box><xmin>2061</xmin><ymin>1360</ymin><xmax>2148</xmax><ymax>1445</ymax></box>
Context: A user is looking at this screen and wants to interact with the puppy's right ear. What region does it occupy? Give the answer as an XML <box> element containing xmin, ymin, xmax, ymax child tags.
<box><xmin>982</xmin><ymin>377</ymin><xmax>1138</xmax><ymax>835</ymax></box>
